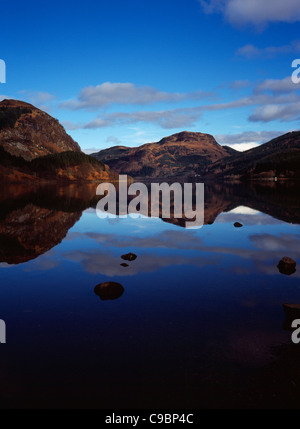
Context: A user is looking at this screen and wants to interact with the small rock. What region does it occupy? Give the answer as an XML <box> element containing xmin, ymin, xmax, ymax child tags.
<box><xmin>120</xmin><ymin>263</ymin><xmax>129</xmax><ymax>267</ymax></box>
<box><xmin>283</xmin><ymin>304</ymin><xmax>300</xmax><ymax>331</ymax></box>
<box><xmin>121</xmin><ymin>253</ymin><xmax>137</xmax><ymax>262</ymax></box>
<box><xmin>234</xmin><ymin>222</ymin><xmax>243</xmax><ymax>228</ymax></box>
<box><xmin>277</xmin><ymin>257</ymin><xmax>296</xmax><ymax>276</ymax></box>
<box><xmin>94</xmin><ymin>282</ymin><xmax>124</xmax><ymax>301</ymax></box>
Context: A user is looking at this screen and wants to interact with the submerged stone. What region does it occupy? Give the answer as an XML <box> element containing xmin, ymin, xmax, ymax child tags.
<box><xmin>121</xmin><ymin>253</ymin><xmax>137</xmax><ymax>262</ymax></box>
<box><xmin>120</xmin><ymin>263</ymin><xmax>129</xmax><ymax>267</ymax></box>
<box><xmin>277</xmin><ymin>257</ymin><xmax>296</xmax><ymax>276</ymax></box>
<box><xmin>283</xmin><ymin>304</ymin><xmax>300</xmax><ymax>331</ymax></box>
<box><xmin>94</xmin><ymin>282</ymin><xmax>124</xmax><ymax>301</ymax></box>
<box><xmin>234</xmin><ymin>222</ymin><xmax>243</xmax><ymax>228</ymax></box>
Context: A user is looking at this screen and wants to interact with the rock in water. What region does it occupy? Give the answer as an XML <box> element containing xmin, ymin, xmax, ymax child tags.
<box><xmin>234</xmin><ymin>222</ymin><xmax>243</xmax><ymax>228</ymax></box>
<box><xmin>120</xmin><ymin>263</ymin><xmax>129</xmax><ymax>267</ymax></box>
<box><xmin>121</xmin><ymin>253</ymin><xmax>137</xmax><ymax>262</ymax></box>
<box><xmin>277</xmin><ymin>257</ymin><xmax>296</xmax><ymax>276</ymax></box>
<box><xmin>283</xmin><ymin>304</ymin><xmax>300</xmax><ymax>331</ymax></box>
<box><xmin>94</xmin><ymin>282</ymin><xmax>124</xmax><ymax>301</ymax></box>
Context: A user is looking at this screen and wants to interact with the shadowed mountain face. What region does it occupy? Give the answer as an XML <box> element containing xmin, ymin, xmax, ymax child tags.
<box><xmin>209</xmin><ymin>131</ymin><xmax>300</xmax><ymax>180</ymax></box>
<box><xmin>92</xmin><ymin>131</ymin><xmax>234</xmax><ymax>178</ymax></box>
<box><xmin>0</xmin><ymin>99</ymin><xmax>81</xmax><ymax>161</ymax></box>
<box><xmin>0</xmin><ymin>181</ymin><xmax>300</xmax><ymax>265</ymax></box>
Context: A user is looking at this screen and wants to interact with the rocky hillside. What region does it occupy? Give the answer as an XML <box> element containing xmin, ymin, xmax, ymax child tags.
<box><xmin>92</xmin><ymin>131</ymin><xmax>235</xmax><ymax>178</ymax></box>
<box><xmin>0</xmin><ymin>146</ymin><xmax>118</xmax><ymax>183</ymax></box>
<box><xmin>93</xmin><ymin>130</ymin><xmax>300</xmax><ymax>180</ymax></box>
<box><xmin>208</xmin><ymin>131</ymin><xmax>300</xmax><ymax>180</ymax></box>
<box><xmin>0</xmin><ymin>99</ymin><xmax>118</xmax><ymax>183</ymax></box>
<box><xmin>0</xmin><ymin>99</ymin><xmax>81</xmax><ymax>160</ymax></box>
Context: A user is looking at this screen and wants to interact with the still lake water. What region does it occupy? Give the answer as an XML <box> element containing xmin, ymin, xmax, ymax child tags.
<box><xmin>0</xmin><ymin>181</ymin><xmax>300</xmax><ymax>409</ymax></box>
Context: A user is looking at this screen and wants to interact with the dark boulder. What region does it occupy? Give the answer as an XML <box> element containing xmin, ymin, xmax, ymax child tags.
<box><xmin>121</xmin><ymin>253</ymin><xmax>137</xmax><ymax>262</ymax></box>
<box><xmin>278</xmin><ymin>257</ymin><xmax>296</xmax><ymax>276</ymax></box>
<box><xmin>283</xmin><ymin>304</ymin><xmax>300</xmax><ymax>331</ymax></box>
<box><xmin>94</xmin><ymin>282</ymin><xmax>124</xmax><ymax>301</ymax></box>
<box><xmin>234</xmin><ymin>222</ymin><xmax>243</xmax><ymax>228</ymax></box>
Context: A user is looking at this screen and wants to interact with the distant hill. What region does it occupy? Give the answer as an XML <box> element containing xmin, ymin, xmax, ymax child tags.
<box><xmin>208</xmin><ymin>131</ymin><xmax>300</xmax><ymax>180</ymax></box>
<box><xmin>92</xmin><ymin>130</ymin><xmax>300</xmax><ymax>180</ymax></box>
<box><xmin>92</xmin><ymin>131</ymin><xmax>235</xmax><ymax>178</ymax></box>
<box><xmin>0</xmin><ymin>99</ymin><xmax>118</xmax><ymax>183</ymax></box>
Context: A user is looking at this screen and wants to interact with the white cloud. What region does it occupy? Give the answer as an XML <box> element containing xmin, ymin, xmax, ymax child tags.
<box><xmin>254</xmin><ymin>77</ymin><xmax>299</xmax><ymax>94</ymax></box>
<box><xmin>200</xmin><ymin>0</ymin><xmax>300</xmax><ymax>27</ymax></box>
<box><xmin>237</xmin><ymin>41</ymin><xmax>300</xmax><ymax>58</ymax></box>
<box><xmin>216</xmin><ymin>130</ymin><xmax>285</xmax><ymax>145</ymax></box>
<box><xmin>82</xmin><ymin>147</ymin><xmax>101</xmax><ymax>155</ymax></box>
<box><xmin>216</xmin><ymin>130</ymin><xmax>285</xmax><ymax>150</ymax></box>
<box><xmin>247</xmin><ymin>78</ymin><xmax>300</xmax><ymax>122</ymax></box>
<box><xmin>84</xmin><ymin>118</ymin><xmax>111</xmax><ymax>129</ymax></box>
<box><xmin>226</xmin><ymin>142</ymin><xmax>260</xmax><ymax>151</ymax></box>
<box><xmin>0</xmin><ymin>95</ymin><xmax>14</xmax><ymax>101</ymax></box>
<box><xmin>106</xmin><ymin>136</ymin><xmax>121</xmax><ymax>144</ymax></box>
<box><xmin>59</xmin><ymin>82</ymin><xmax>213</xmax><ymax>110</ymax></box>
<box><xmin>19</xmin><ymin>90</ymin><xmax>56</xmax><ymax>111</ymax></box>
<box><xmin>249</xmin><ymin>103</ymin><xmax>300</xmax><ymax>122</ymax></box>
<box><xmin>62</xmin><ymin>80</ymin><xmax>300</xmax><ymax>130</ymax></box>
<box><xmin>61</xmin><ymin>120</ymin><xmax>81</xmax><ymax>130</ymax></box>
<box><xmin>78</xmin><ymin>108</ymin><xmax>203</xmax><ymax>130</ymax></box>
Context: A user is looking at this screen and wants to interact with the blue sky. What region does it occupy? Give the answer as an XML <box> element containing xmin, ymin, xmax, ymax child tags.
<box><xmin>0</xmin><ymin>0</ymin><xmax>300</xmax><ymax>152</ymax></box>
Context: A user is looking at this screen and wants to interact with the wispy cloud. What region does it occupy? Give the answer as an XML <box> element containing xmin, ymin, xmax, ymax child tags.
<box><xmin>62</xmin><ymin>76</ymin><xmax>300</xmax><ymax>130</ymax></box>
<box><xmin>254</xmin><ymin>77</ymin><xmax>299</xmax><ymax>94</ymax></box>
<box><xmin>200</xmin><ymin>0</ymin><xmax>300</xmax><ymax>28</ymax></box>
<box><xmin>19</xmin><ymin>90</ymin><xmax>56</xmax><ymax>111</ymax></box>
<box><xmin>59</xmin><ymin>82</ymin><xmax>214</xmax><ymax>111</ymax></box>
<box><xmin>249</xmin><ymin>103</ymin><xmax>300</xmax><ymax>123</ymax></box>
<box><xmin>237</xmin><ymin>41</ymin><xmax>300</xmax><ymax>58</ymax></box>
<box><xmin>106</xmin><ymin>136</ymin><xmax>121</xmax><ymax>145</ymax></box>
<box><xmin>248</xmin><ymin>77</ymin><xmax>300</xmax><ymax>122</ymax></box>
<box><xmin>0</xmin><ymin>95</ymin><xmax>14</xmax><ymax>102</ymax></box>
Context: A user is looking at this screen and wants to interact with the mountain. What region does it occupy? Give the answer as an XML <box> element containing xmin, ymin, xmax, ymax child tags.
<box><xmin>92</xmin><ymin>131</ymin><xmax>235</xmax><ymax>178</ymax></box>
<box><xmin>0</xmin><ymin>99</ymin><xmax>117</xmax><ymax>183</ymax></box>
<box><xmin>0</xmin><ymin>99</ymin><xmax>81</xmax><ymax>160</ymax></box>
<box><xmin>92</xmin><ymin>130</ymin><xmax>300</xmax><ymax>180</ymax></box>
<box><xmin>208</xmin><ymin>131</ymin><xmax>300</xmax><ymax>180</ymax></box>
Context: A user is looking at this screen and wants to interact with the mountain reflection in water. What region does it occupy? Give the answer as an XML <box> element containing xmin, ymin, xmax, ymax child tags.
<box><xmin>0</xmin><ymin>180</ymin><xmax>300</xmax><ymax>409</ymax></box>
<box><xmin>0</xmin><ymin>181</ymin><xmax>300</xmax><ymax>265</ymax></box>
